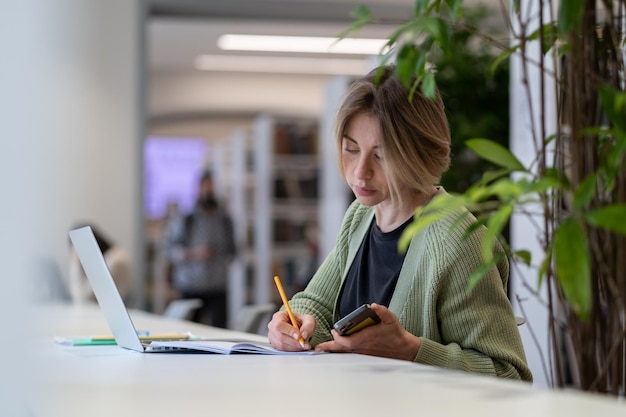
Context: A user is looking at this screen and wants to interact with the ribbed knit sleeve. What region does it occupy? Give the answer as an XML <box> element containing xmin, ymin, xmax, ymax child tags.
<box><xmin>404</xmin><ymin>206</ymin><xmax>533</xmax><ymax>382</ymax></box>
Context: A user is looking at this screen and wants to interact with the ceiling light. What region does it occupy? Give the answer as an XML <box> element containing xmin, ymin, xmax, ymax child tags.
<box><xmin>195</xmin><ymin>55</ymin><xmax>379</xmax><ymax>75</ymax></box>
<box><xmin>217</xmin><ymin>34</ymin><xmax>389</xmax><ymax>55</ymax></box>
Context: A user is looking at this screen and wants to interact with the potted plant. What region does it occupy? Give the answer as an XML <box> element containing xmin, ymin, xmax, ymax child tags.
<box><xmin>346</xmin><ymin>0</ymin><xmax>626</xmax><ymax>395</ymax></box>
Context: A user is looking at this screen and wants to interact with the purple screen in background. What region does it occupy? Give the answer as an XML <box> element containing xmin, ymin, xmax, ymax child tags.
<box><xmin>144</xmin><ymin>137</ymin><xmax>210</xmax><ymax>219</ymax></box>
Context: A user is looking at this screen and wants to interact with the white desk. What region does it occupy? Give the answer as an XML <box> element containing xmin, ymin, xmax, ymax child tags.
<box><xmin>25</xmin><ymin>304</ymin><xmax>625</xmax><ymax>417</ymax></box>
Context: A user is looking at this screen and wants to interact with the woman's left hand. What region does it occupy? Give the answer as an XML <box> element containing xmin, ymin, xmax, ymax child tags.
<box><xmin>314</xmin><ymin>303</ymin><xmax>421</xmax><ymax>361</ymax></box>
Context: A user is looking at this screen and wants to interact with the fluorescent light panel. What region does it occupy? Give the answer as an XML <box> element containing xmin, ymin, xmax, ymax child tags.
<box><xmin>195</xmin><ymin>54</ymin><xmax>375</xmax><ymax>75</ymax></box>
<box><xmin>217</xmin><ymin>34</ymin><xmax>389</xmax><ymax>55</ymax></box>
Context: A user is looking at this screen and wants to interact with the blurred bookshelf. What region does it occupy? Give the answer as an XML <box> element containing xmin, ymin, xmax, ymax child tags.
<box><xmin>251</xmin><ymin>114</ymin><xmax>321</xmax><ymax>305</ymax></box>
<box><xmin>222</xmin><ymin>76</ymin><xmax>353</xmax><ymax>322</ymax></box>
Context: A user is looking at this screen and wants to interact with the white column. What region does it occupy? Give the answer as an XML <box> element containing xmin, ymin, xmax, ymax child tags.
<box><xmin>0</xmin><ymin>0</ymin><xmax>142</xmax><ymax>412</ymax></box>
<box><xmin>509</xmin><ymin>0</ymin><xmax>555</xmax><ymax>389</ymax></box>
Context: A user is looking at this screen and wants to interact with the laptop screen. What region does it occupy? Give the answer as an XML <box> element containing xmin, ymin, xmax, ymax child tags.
<box><xmin>68</xmin><ymin>226</ymin><xmax>144</xmax><ymax>352</ymax></box>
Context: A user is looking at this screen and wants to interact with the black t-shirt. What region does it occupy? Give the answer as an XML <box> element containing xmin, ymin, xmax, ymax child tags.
<box><xmin>337</xmin><ymin>216</ymin><xmax>412</xmax><ymax>319</ymax></box>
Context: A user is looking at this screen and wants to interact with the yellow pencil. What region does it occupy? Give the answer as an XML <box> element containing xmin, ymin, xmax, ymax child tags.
<box><xmin>273</xmin><ymin>275</ymin><xmax>306</xmax><ymax>349</ymax></box>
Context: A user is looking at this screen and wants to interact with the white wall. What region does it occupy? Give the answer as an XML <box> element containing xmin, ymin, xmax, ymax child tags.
<box><xmin>1</xmin><ymin>1</ymin><xmax>142</xmax><ymax>412</ymax></box>
<box><xmin>12</xmin><ymin>0</ymin><xmax>143</xmax><ymax>298</ymax></box>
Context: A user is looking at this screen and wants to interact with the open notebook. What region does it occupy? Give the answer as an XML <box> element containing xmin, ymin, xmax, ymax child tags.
<box><xmin>68</xmin><ymin>226</ymin><xmax>316</xmax><ymax>355</ymax></box>
<box><xmin>147</xmin><ymin>339</ymin><xmax>309</xmax><ymax>354</ymax></box>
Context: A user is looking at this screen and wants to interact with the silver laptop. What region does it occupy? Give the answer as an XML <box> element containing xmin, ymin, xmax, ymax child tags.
<box><xmin>69</xmin><ymin>226</ymin><xmax>198</xmax><ymax>352</ymax></box>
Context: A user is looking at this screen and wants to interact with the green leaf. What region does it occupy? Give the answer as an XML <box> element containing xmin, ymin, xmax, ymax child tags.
<box><xmin>437</xmin><ymin>17</ymin><xmax>453</xmax><ymax>57</ymax></box>
<box><xmin>478</xmin><ymin>169</ymin><xmax>512</xmax><ymax>186</ymax></box>
<box><xmin>387</xmin><ymin>20</ymin><xmax>413</xmax><ymax>46</ymax></box>
<box><xmin>558</xmin><ymin>0</ymin><xmax>585</xmax><ymax>37</ymax></box>
<box><xmin>537</xmin><ymin>250</ymin><xmax>552</xmax><ymax>288</ymax></box>
<box><xmin>415</xmin><ymin>0</ymin><xmax>429</xmax><ymax>14</ymax></box>
<box><xmin>460</xmin><ymin>220</ymin><xmax>483</xmax><ymax>241</ymax></box>
<box><xmin>513</xmin><ymin>250</ymin><xmax>531</xmax><ymax>266</ymax></box>
<box><xmin>573</xmin><ymin>174</ymin><xmax>597</xmax><ymax>210</ymax></box>
<box><xmin>396</xmin><ymin>43</ymin><xmax>420</xmax><ymax>86</ymax></box>
<box><xmin>444</xmin><ymin>0</ymin><xmax>463</xmax><ymax>20</ymax></box>
<box><xmin>466</xmin><ymin>138</ymin><xmax>526</xmax><ymax>171</ymax></box>
<box><xmin>424</xmin><ymin>16</ymin><xmax>442</xmax><ymax>37</ymax></box>
<box><xmin>520</xmin><ymin>175</ymin><xmax>560</xmax><ymax>195</ymax></box>
<box><xmin>465</xmin><ymin>177</ymin><xmax>522</xmax><ymax>205</ymax></box>
<box><xmin>420</xmin><ymin>71</ymin><xmax>436</xmax><ymax>98</ymax></box>
<box><xmin>350</xmin><ymin>5</ymin><xmax>372</xmax><ymax>22</ymax></box>
<box><xmin>488</xmin><ymin>179</ymin><xmax>523</xmax><ymax>202</ymax></box>
<box><xmin>490</xmin><ymin>47</ymin><xmax>515</xmax><ymax>77</ymax></box>
<box><xmin>399</xmin><ymin>193</ymin><xmax>468</xmax><ymax>252</ymax></box>
<box><xmin>605</xmin><ymin>131</ymin><xmax>626</xmax><ymax>183</ymax></box>
<box><xmin>599</xmin><ymin>84</ymin><xmax>626</xmax><ymax>133</ymax></box>
<box><xmin>465</xmin><ymin>183</ymin><xmax>491</xmax><ymax>203</ymax></box>
<box><xmin>483</xmin><ymin>204</ymin><xmax>513</xmax><ymax>262</ymax></box>
<box><xmin>512</xmin><ymin>0</ymin><xmax>520</xmax><ymax>13</ymax></box>
<box><xmin>544</xmin><ymin>133</ymin><xmax>558</xmax><ymax>146</ymax></box>
<box><xmin>467</xmin><ymin>256</ymin><xmax>499</xmax><ymax>293</ymax></box>
<box><xmin>527</xmin><ymin>22</ymin><xmax>559</xmax><ymax>54</ymax></box>
<box><xmin>543</xmin><ymin>166</ymin><xmax>570</xmax><ymax>189</ymax></box>
<box><xmin>337</xmin><ymin>6</ymin><xmax>373</xmax><ymax>39</ymax></box>
<box><xmin>585</xmin><ymin>204</ymin><xmax>626</xmax><ymax>236</ymax></box>
<box><xmin>553</xmin><ymin>218</ymin><xmax>591</xmax><ymax>320</ymax></box>
<box><xmin>400</xmin><ymin>212</ymin><xmax>441</xmax><ymax>253</ymax></box>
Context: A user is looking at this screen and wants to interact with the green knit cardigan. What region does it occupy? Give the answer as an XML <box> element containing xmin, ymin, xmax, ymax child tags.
<box><xmin>289</xmin><ymin>190</ymin><xmax>533</xmax><ymax>382</ymax></box>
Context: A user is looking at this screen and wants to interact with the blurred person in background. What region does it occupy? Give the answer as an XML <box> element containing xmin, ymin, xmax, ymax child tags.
<box><xmin>163</xmin><ymin>171</ymin><xmax>236</xmax><ymax>328</ymax></box>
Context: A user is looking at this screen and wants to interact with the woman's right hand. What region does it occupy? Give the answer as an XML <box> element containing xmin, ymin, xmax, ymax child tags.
<box><xmin>267</xmin><ymin>310</ymin><xmax>316</xmax><ymax>351</ymax></box>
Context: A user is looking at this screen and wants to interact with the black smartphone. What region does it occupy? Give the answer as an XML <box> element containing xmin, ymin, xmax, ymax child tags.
<box><xmin>333</xmin><ymin>304</ymin><xmax>381</xmax><ymax>336</ymax></box>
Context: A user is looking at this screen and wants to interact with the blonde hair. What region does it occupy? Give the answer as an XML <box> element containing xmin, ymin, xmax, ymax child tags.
<box><xmin>334</xmin><ymin>65</ymin><xmax>451</xmax><ymax>203</ymax></box>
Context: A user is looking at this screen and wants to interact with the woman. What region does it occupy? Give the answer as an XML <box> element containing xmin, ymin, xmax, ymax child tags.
<box><xmin>267</xmin><ymin>65</ymin><xmax>532</xmax><ymax>382</ymax></box>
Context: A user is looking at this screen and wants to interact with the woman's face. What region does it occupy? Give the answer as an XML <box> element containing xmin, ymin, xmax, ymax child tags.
<box><xmin>341</xmin><ymin>112</ymin><xmax>390</xmax><ymax>207</ymax></box>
